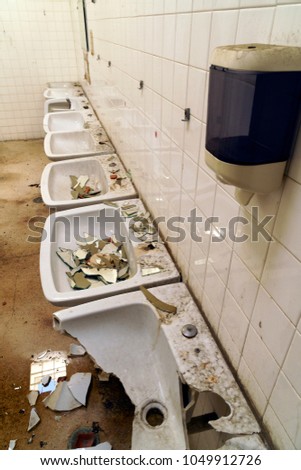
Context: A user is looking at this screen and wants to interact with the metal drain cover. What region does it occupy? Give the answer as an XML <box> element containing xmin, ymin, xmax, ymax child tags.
<box><xmin>181</xmin><ymin>324</ymin><xmax>198</xmax><ymax>338</ymax></box>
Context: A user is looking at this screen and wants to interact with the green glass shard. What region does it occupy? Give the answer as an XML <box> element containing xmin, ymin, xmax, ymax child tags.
<box><xmin>140</xmin><ymin>286</ymin><xmax>177</xmax><ymax>314</ymax></box>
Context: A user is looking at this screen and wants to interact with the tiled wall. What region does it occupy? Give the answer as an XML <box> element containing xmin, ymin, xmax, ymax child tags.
<box><xmin>0</xmin><ymin>0</ymin><xmax>83</xmax><ymax>141</ymax></box>
<box><xmin>81</xmin><ymin>0</ymin><xmax>301</xmax><ymax>449</ymax></box>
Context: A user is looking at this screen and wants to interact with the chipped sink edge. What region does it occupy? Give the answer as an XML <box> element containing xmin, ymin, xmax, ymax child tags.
<box><xmin>40</xmin><ymin>154</ymin><xmax>137</xmax><ymax>210</ymax></box>
<box><xmin>52</xmin><ymin>283</ymin><xmax>267</xmax><ymax>449</ymax></box>
<box><xmin>39</xmin><ymin>198</ymin><xmax>180</xmax><ymax>307</ymax></box>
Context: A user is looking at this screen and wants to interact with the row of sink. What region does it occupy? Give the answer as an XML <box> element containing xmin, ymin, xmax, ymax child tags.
<box><xmin>38</xmin><ymin>82</ymin><xmax>266</xmax><ymax>450</ymax></box>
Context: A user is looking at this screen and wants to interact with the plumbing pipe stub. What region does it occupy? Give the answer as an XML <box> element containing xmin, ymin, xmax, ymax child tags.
<box><xmin>181</xmin><ymin>324</ymin><xmax>198</xmax><ymax>338</ymax></box>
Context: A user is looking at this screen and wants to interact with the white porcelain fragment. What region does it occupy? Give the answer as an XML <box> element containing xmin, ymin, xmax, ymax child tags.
<box><xmin>69</xmin><ymin>343</ymin><xmax>86</xmax><ymax>356</ymax></box>
<box><xmin>27</xmin><ymin>390</ymin><xmax>39</xmax><ymax>406</ymax></box>
<box><xmin>67</xmin><ymin>372</ymin><xmax>92</xmax><ymax>406</ymax></box>
<box><xmin>28</xmin><ymin>408</ymin><xmax>40</xmax><ymax>431</ymax></box>
<box><xmin>8</xmin><ymin>440</ymin><xmax>17</xmax><ymax>450</ymax></box>
<box><xmin>43</xmin><ymin>381</ymin><xmax>82</xmax><ymax>411</ymax></box>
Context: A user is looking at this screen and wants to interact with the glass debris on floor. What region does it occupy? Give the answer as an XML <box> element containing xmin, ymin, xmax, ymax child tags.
<box><xmin>27</xmin><ymin>407</ymin><xmax>40</xmax><ymax>431</ymax></box>
<box><xmin>70</xmin><ymin>174</ymin><xmax>102</xmax><ymax>199</ymax></box>
<box><xmin>30</xmin><ymin>350</ymin><xmax>68</xmax><ymax>392</ymax></box>
<box><xmin>56</xmin><ymin>233</ymin><xmax>130</xmax><ymax>290</ymax></box>
<box><xmin>43</xmin><ymin>372</ymin><xmax>92</xmax><ymax>411</ymax></box>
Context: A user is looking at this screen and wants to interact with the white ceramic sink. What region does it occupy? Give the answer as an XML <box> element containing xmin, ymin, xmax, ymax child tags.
<box><xmin>52</xmin><ymin>282</ymin><xmax>266</xmax><ymax>450</ymax></box>
<box><xmin>43</xmin><ymin>111</ymin><xmax>85</xmax><ymax>133</ymax></box>
<box><xmin>44</xmin><ymin>130</ymin><xmax>98</xmax><ymax>160</ymax></box>
<box><xmin>40</xmin><ymin>157</ymin><xmax>108</xmax><ymax>208</ymax></box>
<box><xmin>40</xmin><ymin>155</ymin><xmax>137</xmax><ymax>210</ymax></box>
<box><xmin>44</xmin><ymin>98</ymin><xmax>81</xmax><ymax>115</ymax></box>
<box><xmin>44</xmin><ymin>87</ymin><xmax>78</xmax><ymax>99</ymax></box>
<box><xmin>53</xmin><ymin>288</ymin><xmax>187</xmax><ymax>450</ymax></box>
<box><xmin>39</xmin><ymin>200</ymin><xmax>180</xmax><ymax>306</ymax></box>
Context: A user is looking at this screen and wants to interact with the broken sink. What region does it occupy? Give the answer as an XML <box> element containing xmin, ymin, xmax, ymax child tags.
<box><xmin>39</xmin><ymin>199</ymin><xmax>179</xmax><ymax>306</ymax></box>
<box><xmin>40</xmin><ymin>154</ymin><xmax>137</xmax><ymax>210</ymax></box>
<box><xmin>53</xmin><ymin>283</ymin><xmax>266</xmax><ymax>450</ymax></box>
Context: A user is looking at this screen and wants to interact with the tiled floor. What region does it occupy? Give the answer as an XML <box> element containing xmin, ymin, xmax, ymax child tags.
<box><xmin>0</xmin><ymin>140</ymin><xmax>134</xmax><ymax>450</ymax></box>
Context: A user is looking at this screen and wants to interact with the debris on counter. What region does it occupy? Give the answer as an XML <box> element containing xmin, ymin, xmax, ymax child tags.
<box><xmin>141</xmin><ymin>267</ymin><xmax>161</xmax><ymax>276</ymax></box>
<box><xmin>57</xmin><ymin>234</ymin><xmax>130</xmax><ymax>290</ymax></box>
<box><xmin>140</xmin><ymin>286</ymin><xmax>177</xmax><ymax>315</ymax></box>
<box><xmin>70</xmin><ymin>174</ymin><xmax>102</xmax><ymax>200</ymax></box>
<box><xmin>27</xmin><ymin>407</ymin><xmax>40</xmax><ymax>432</ymax></box>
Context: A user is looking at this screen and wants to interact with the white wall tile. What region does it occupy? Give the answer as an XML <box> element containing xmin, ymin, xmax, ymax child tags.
<box><xmin>203</xmin><ymin>263</ymin><xmax>226</xmax><ymax>316</ymax></box>
<box><xmin>243</xmin><ymin>326</ymin><xmax>280</xmax><ymax>398</ymax></box>
<box><xmin>234</xmin><ymin>207</ymin><xmax>271</xmax><ymax>280</ymax></box>
<box><xmin>273</xmin><ymin>177</ymin><xmax>301</xmax><ymax>262</ymax></box>
<box><xmin>193</xmin><ymin>0</ymin><xmax>240</xmax><ymax>11</ymax></box>
<box><xmin>220</xmin><ymin>290</ymin><xmax>249</xmax><ymax>356</ymax></box>
<box><xmin>270</xmin><ymin>372</ymin><xmax>301</xmax><ymax>448</ymax></box>
<box><xmin>227</xmin><ymin>252</ymin><xmax>259</xmax><ymax>319</ymax></box>
<box><xmin>271</xmin><ymin>5</ymin><xmax>301</xmax><ymax>46</ymax></box>
<box><xmin>175</xmin><ymin>14</ymin><xmax>192</xmax><ymax>64</ymax></box>
<box><xmin>183</xmin><ymin>116</ymin><xmax>202</xmax><ymax>164</ymax></box>
<box><xmin>238</xmin><ymin>358</ymin><xmax>268</xmax><ymax>416</ymax></box>
<box><xmin>251</xmin><ymin>287</ymin><xmax>295</xmax><ymax>366</ymax></box>
<box><xmin>173</xmin><ymin>63</ymin><xmax>188</xmax><ymax>109</ymax></box>
<box><xmin>163</xmin><ymin>14</ymin><xmax>176</xmax><ymax>60</ymax></box>
<box><xmin>282</xmin><ymin>331</ymin><xmax>301</xmax><ymax>396</ymax></box>
<box><xmin>261</xmin><ymin>240</ymin><xmax>301</xmax><ymax>326</ymax></box>
<box><xmin>236</xmin><ymin>8</ymin><xmax>275</xmax><ymax>44</ymax></box>
<box><xmin>208</xmin><ymin>238</ymin><xmax>232</xmax><ymax>285</ymax></box>
<box><xmin>189</xmin><ymin>12</ymin><xmax>212</xmax><ymax>70</ymax></box>
<box><xmin>208</xmin><ymin>10</ymin><xmax>239</xmax><ymax>66</ymax></box>
<box><xmin>181</xmin><ymin>152</ymin><xmax>198</xmax><ymax>199</ymax></box>
<box><xmin>263</xmin><ymin>406</ymin><xmax>295</xmax><ymax>450</ymax></box>
<box><xmin>186</xmin><ymin>67</ymin><xmax>207</xmax><ymax>121</ymax></box>
<box><xmin>195</xmin><ymin>166</ymin><xmax>216</xmax><ymax>218</ymax></box>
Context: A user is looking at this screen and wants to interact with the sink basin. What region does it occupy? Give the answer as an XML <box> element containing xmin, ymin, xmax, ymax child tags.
<box><xmin>40</xmin><ymin>157</ymin><xmax>108</xmax><ymax>208</ymax></box>
<box><xmin>39</xmin><ymin>200</ymin><xmax>180</xmax><ymax>306</ymax></box>
<box><xmin>40</xmin><ymin>155</ymin><xmax>137</xmax><ymax>210</ymax></box>
<box><xmin>44</xmin><ymin>88</ymin><xmax>78</xmax><ymax>99</ymax></box>
<box><xmin>44</xmin><ymin>130</ymin><xmax>98</xmax><ymax>160</ymax></box>
<box><xmin>43</xmin><ymin>111</ymin><xmax>85</xmax><ymax>133</ymax></box>
<box><xmin>44</xmin><ymin>98</ymin><xmax>81</xmax><ymax>115</ymax></box>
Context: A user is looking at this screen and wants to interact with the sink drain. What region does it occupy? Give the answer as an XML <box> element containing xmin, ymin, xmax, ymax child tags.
<box><xmin>141</xmin><ymin>401</ymin><xmax>167</xmax><ymax>428</ymax></box>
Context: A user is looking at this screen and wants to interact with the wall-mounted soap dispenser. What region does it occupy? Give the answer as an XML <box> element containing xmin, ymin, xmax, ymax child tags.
<box><xmin>205</xmin><ymin>44</ymin><xmax>301</xmax><ymax>205</ymax></box>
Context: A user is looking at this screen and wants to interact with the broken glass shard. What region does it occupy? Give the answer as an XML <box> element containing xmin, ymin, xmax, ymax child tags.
<box><xmin>67</xmin><ymin>372</ymin><xmax>91</xmax><ymax>406</ymax></box>
<box><xmin>141</xmin><ymin>267</ymin><xmax>161</xmax><ymax>276</ymax></box>
<box><xmin>28</xmin><ymin>408</ymin><xmax>40</xmax><ymax>431</ymax></box>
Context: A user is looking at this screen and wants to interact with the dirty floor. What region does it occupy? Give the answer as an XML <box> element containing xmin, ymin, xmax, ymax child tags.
<box><xmin>0</xmin><ymin>140</ymin><xmax>134</xmax><ymax>450</ymax></box>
